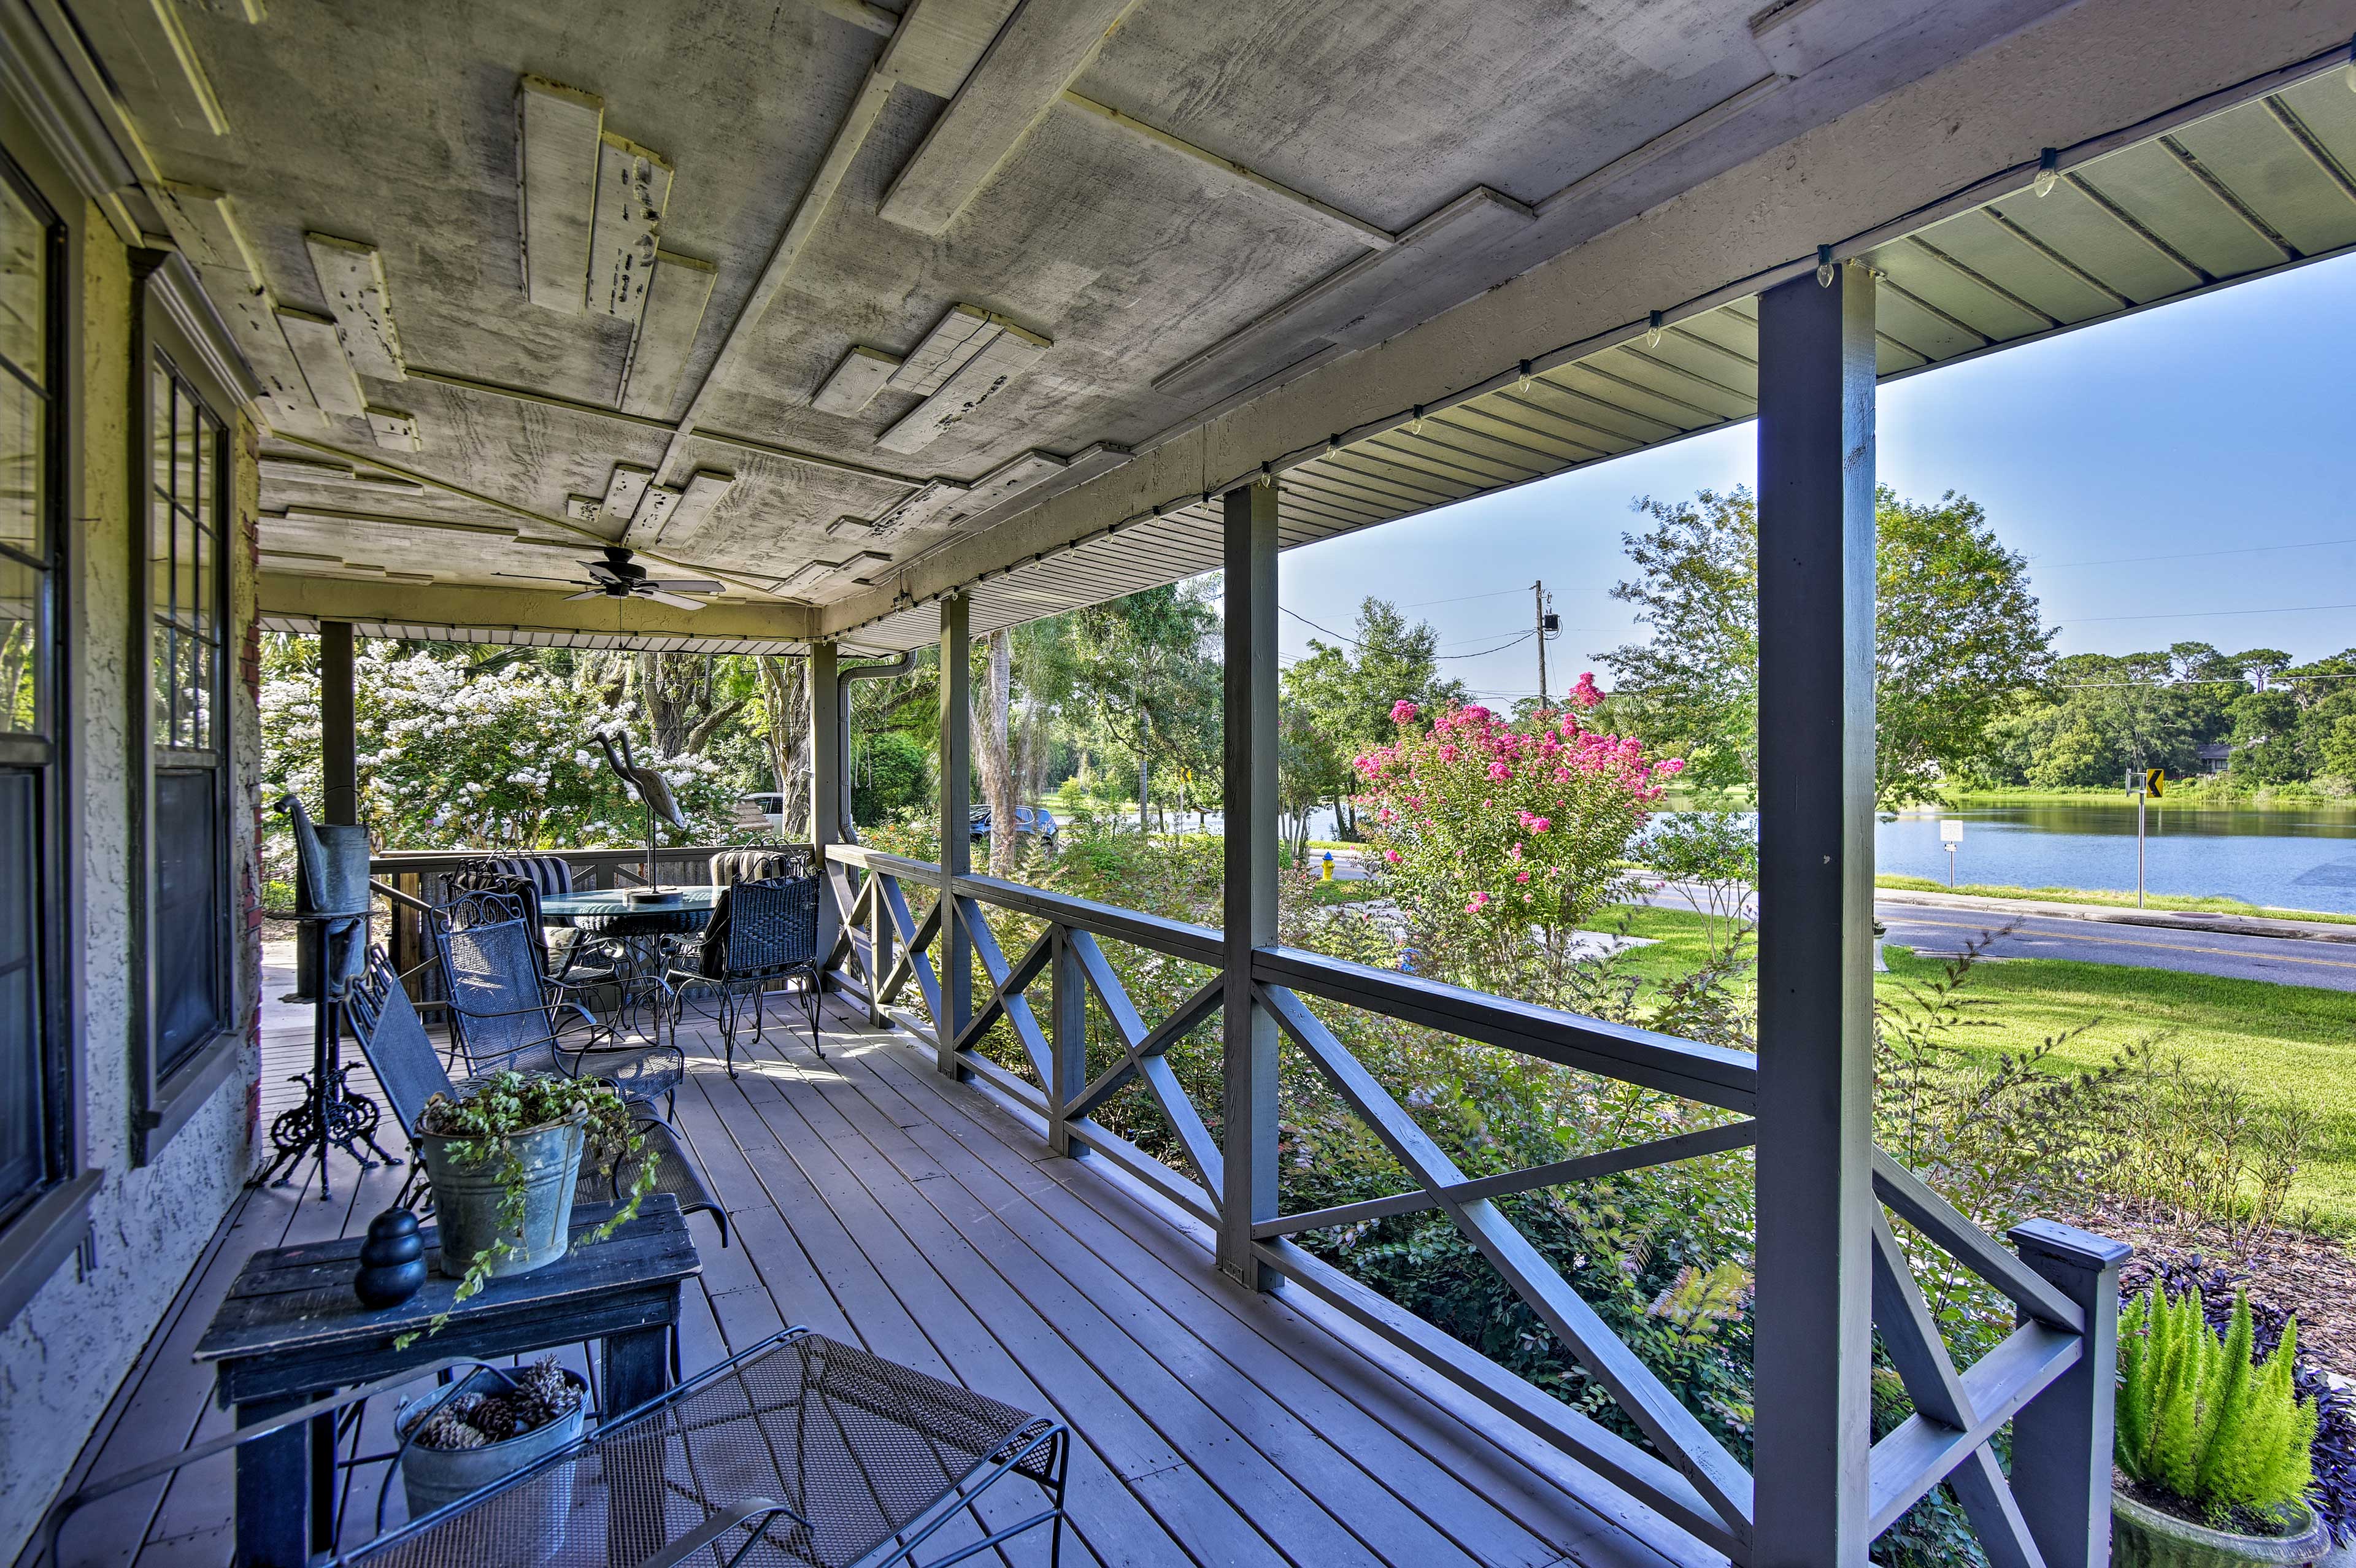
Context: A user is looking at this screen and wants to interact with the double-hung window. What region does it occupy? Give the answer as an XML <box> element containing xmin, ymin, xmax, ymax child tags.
<box><xmin>141</xmin><ymin>344</ymin><xmax>234</xmax><ymax>1116</ymax></box>
<box><xmin>0</xmin><ymin>150</ymin><xmax>65</xmax><ymax>1223</ymax></box>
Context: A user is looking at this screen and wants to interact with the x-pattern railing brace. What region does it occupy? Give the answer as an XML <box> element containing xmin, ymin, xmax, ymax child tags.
<box><xmin>1253</xmin><ymin>1117</ymin><xmax>1758</xmax><ymax>1240</ymax></box>
<box><xmin>1257</xmin><ymin>980</ymin><xmax>1757</xmax><ymax>1545</ymax></box>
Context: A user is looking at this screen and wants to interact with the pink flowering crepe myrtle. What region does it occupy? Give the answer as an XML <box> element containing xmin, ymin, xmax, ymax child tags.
<box><xmin>1353</xmin><ymin>678</ymin><xmax>1682</xmax><ymax>939</ymax></box>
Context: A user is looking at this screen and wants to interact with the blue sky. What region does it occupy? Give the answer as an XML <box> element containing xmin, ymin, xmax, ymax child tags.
<box><xmin>1275</xmin><ymin>250</ymin><xmax>2356</xmax><ymax>707</ymax></box>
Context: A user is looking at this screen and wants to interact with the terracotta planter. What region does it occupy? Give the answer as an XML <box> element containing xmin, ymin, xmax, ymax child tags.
<box><xmin>2112</xmin><ymin>1488</ymin><xmax>2331</xmax><ymax>1568</ymax></box>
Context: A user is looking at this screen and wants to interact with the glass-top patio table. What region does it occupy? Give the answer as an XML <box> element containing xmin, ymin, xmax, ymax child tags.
<box><xmin>539</xmin><ymin>888</ymin><xmax>721</xmax><ymax>1049</ymax></box>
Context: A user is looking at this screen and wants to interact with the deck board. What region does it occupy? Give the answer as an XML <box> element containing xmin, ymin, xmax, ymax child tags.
<box><xmin>28</xmin><ymin>985</ymin><xmax>1725</xmax><ymax>1568</ymax></box>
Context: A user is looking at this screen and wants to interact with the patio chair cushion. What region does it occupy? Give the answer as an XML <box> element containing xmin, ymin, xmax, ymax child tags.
<box><xmin>463</xmin><ymin>853</ymin><xmax>575</xmax><ymax>896</ymax></box>
<box><xmin>709</xmin><ymin>847</ymin><xmax>815</xmax><ymax>886</ymax></box>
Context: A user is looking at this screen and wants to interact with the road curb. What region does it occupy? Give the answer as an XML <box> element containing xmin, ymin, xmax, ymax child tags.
<box><xmin>1872</xmin><ymin>888</ymin><xmax>2356</xmax><ymax>945</ymax></box>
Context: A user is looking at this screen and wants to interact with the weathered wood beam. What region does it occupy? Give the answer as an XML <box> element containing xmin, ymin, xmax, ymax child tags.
<box><xmin>877</xmin><ymin>0</ymin><xmax>1137</xmax><ymax>236</ymax></box>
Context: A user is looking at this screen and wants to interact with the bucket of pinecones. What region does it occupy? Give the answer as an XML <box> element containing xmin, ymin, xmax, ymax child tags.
<box><xmin>394</xmin><ymin>1356</ymin><xmax>588</xmax><ymax>1529</ymax></box>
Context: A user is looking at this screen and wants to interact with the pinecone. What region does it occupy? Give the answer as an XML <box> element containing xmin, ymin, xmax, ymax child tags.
<box><xmin>512</xmin><ymin>1358</ymin><xmax>580</xmax><ymax>1428</ymax></box>
<box><xmin>414</xmin><ymin>1409</ymin><xmax>487</xmax><ymax>1450</ymax></box>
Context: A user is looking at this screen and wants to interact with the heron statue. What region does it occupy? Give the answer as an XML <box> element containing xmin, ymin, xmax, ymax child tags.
<box><xmin>598</xmin><ymin>730</ymin><xmax>687</xmax><ymax>885</ymax></box>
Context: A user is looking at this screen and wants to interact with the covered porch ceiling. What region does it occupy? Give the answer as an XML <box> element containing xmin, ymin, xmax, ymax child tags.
<box><xmin>38</xmin><ymin>0</ymin><xmax>2356</xmax><ymax>654</ymax></box>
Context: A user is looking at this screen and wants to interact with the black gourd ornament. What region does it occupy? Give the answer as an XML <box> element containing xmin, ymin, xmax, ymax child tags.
<box><xmin>354</xmin><ymin>1207</ymin><xmax>427</xmax><ymax>1309</ymax></box>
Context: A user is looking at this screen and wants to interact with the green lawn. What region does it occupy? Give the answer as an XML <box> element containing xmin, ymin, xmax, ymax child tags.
<box><xmin>1592</xmin><ymin>904</ymin><xmax>2356</xmax><ymax>1232</ymax></box>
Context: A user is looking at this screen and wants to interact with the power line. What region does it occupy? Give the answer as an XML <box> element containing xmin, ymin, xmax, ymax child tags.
<box><xmin>1395</xmin><ymin>587</ymin><xmax>1530</xmax><ymax>609</ymax></box>
<box><xmin>2042</xmin><ymin>536</ymin><xmax>2356</xmax><ymax>570</ymax></box>
<box><xmin>1435</xmin><ymin>630</ymin><xmax>1536</xmax><ymax>659</ymax></box>
<box><xmin>2061</xmin><ymin>601</ymin><xmax>2356</xmax><ymax>625</ymax></box>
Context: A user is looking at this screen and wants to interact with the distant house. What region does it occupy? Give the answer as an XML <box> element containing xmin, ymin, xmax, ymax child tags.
<box><xmin>2198</xmin><ymin>742</ymin><xmax>2241</xmax><ymax>774</ymax></box>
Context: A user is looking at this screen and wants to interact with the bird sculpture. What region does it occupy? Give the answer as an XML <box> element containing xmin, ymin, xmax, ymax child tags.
<box><xmin>598</xmin><ymin>731</ymin><xmax>687</xmax><ymax>885</ymax></box>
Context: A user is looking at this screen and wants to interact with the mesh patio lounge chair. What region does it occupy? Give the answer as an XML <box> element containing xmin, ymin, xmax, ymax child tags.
<box><xmin>345</xmin><ymin>947</ymin><xmax>727</xmax><ymax>1248</ymax></box>
<box><xmin>37</xmin><ymin>1331</ymin><xmax>1068</xmax><ymax>1568</ymax></box>
<box><xmin>428</xmin><ymin>888</ymin><xmax>684</xmax><ymax>1115</ymax></box>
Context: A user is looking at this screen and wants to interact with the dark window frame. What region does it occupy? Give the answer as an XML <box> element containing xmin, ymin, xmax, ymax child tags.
<box><xmin>131</xmin><ymin>268</ymin><xmax>241</xmax><ymax>1158</ymax></box>
<box><xmin>0</xmin><ymin>123</ymin><xmax>95</xmax><ymax>1329</ymax></box>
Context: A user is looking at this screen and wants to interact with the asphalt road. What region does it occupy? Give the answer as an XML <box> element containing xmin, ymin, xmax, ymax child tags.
<box><xmin>1873</xmin><ymin>904</ymin><xmax>2356</xmax><ymax>991</ymax></box>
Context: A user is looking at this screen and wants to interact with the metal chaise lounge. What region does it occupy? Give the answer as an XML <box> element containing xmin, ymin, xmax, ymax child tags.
<box><xmin>346</xmin><ymin>947</ymin><xmax>728</xmax><ymax>1250</ymax></box>
<box><xmin>39</xmin><ymin>1330</ymin><xmax>1069</xmax><ymax>1568</ymax></box>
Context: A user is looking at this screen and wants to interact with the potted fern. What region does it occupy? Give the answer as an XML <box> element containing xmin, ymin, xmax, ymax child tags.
<box><xmin>2114</xmin><ymin>1283</ymin><xmax>2328</xmax><ymax>1567</ymax></box>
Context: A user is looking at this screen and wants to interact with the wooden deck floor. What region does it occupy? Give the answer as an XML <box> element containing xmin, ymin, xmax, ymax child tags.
<box><xmin>29</xmin><ymin>978</ymin><xmax>1720</xmax><ymax>1568</ymax></box>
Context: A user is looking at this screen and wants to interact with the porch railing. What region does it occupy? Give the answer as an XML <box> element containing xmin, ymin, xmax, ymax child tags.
<box><xmin>822</xmin><ymin>842</ymin><xmax>2121</xmax><ymax>1565</ymax></box>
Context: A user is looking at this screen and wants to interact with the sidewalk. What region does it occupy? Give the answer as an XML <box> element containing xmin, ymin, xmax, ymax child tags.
<box><xmin>1869</xmin><ymin>886</ymin><xmax>2356</xmax><ymax>946</ymax></box>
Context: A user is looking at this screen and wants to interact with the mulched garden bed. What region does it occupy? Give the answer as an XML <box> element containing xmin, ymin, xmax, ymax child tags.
<box><xmin>2060</xmin><ymin>1195</ymin><xmax>2356</xmax><ymax>1379</ymax></box>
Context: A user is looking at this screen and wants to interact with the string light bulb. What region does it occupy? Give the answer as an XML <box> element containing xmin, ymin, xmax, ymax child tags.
<box><xmin>1410</xmin><ymin>405</ymin><xmax>1426</xmax><ymax>435</ymax></box>
<box><xmin>1517</xmin><ymin>360</ymin><xmax>1534</xmax><ymax>394</ymax></box>
<box><xmin>2033</xmin><ymin>147</ymin><xmax>2061</xmax><ymax>198</ymax></box>
<box><xmin>1645</xmin><ymin>311</ymin><xmax>1665</xmax><ymax>349</ymax></box>
<box><xmin>1815</xmin><ymin>245</ymin><xmax>1836</xmax><ymax>288</ymax></box>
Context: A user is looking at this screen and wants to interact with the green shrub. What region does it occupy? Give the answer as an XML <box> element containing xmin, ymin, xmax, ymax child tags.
<box><xmin>2117</xmin><ymin>1284</ymin><xmax>2317</xmax><ymax>1525</ymax></box>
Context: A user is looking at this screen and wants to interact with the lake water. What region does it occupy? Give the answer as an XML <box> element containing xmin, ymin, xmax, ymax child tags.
<box><xmin>1875</xmin><ymin>801</ymin><xmax>2356</xmax><ymax>914</ymax></box>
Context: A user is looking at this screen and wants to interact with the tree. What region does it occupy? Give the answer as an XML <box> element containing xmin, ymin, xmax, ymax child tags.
<box><xmin>1284</xmin><ymin>598</ymin><xmax>1467</xmax><ymax>835</ymax></box>
<box><xmin>1277</xmin><ymin>699</ymin><xmax>1348</xmax><ymax>866</ymax></box>
<box><xmin>752</xmin><ymin>654</ymin><xmax>811</xmax><ymax>834</ymax></box>
<box><xmin>971</xmin><ymin>628</ymin><xmax>1021</xmax><ymax>875</ymax></box>
<box><xmin>1066</xmin><ymin>582</ymin><xmax>1221</xmax><ymax>833</ymax></box>
<box><xmin>1600</xmin><ymin>486</ymin><xmax>2055</xmax><ymax>807</ymax></box>
<box><xmin>258</xmin><ymin>637</ymin><xmax>744</xmax><ymax>859</ymax></box>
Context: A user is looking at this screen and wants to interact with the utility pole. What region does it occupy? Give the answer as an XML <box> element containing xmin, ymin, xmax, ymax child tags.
<box><xmin>1533</xmin><ymin>580</ymin><xmax>1549</xmax><ymax>710</ymax></box>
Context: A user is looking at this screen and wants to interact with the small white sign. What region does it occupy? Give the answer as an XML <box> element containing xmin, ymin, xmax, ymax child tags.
<box><xmin>1939</xmin><ymin>819</ymin><xmax>1965</xmax><ymax>844</ymax></box>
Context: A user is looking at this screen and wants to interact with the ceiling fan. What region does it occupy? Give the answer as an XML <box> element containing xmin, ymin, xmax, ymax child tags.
<box><xmin>554</xmin><ymin>546</ymin><xmax>723</xmax><ymax>610</ymax></box>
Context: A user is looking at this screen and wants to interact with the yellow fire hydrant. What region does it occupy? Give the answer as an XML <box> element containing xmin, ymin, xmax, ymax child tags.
<box><xmin>1321</xmin><ymin>851</ymin><xmax>1334</xmax><ymax>882</ymax></box>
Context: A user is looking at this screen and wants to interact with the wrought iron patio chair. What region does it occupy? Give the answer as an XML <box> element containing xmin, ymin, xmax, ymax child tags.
<box><xmin>428</xmin><ymin>888</ymin><xmax>683</xmax><ymax>1115</ymax></box>
<box><xmin>454</xmin><ymin>855</ymin><xmax>610</xmax><ymax>983</ymax></box>
<box><xmin>37</xmin><ymin>1331</ymin><xmax>1067</xmax><ymax>1568</ymax></box>
<box><xmin>668</xmin><ymin>876</ymin><xmax>823</xmax><ymax>1077</ymax></box>
<box><xmin>346</xmin><ymin>947</ymin><xmax>728</xmax><ymax>1248</ymax></box>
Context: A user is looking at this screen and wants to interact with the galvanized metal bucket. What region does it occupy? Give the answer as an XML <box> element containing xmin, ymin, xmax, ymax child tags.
<box><xmin>394</xmin><ymin>1367</ymin><xmax>587</xmax><ymax>1535</ymax></box>
<box><xmin>415</xmin><ymin>1113</ymin><xmax>586</xmax><ymax>1280</ymax></box>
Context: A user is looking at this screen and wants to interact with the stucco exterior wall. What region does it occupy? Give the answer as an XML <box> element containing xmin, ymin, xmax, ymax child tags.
<box><xmin>0</xmin><ymin>201</ymin><xmax>263</xmax><ymax>1562</ymax></box>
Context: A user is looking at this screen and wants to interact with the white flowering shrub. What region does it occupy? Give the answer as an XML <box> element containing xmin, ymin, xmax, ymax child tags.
<box><xmin>260</xmin><ymin>637</ymin><xmax>751</xmax><ymax>863</ymax></box>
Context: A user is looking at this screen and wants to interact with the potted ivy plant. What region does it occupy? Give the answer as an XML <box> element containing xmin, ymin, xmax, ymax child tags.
<box><xmin>2114</xmin><ymin>1283</ymin><xmax>2328</xmax><ymax>1567</ymax></box>
<box><xmin>409</xmin><ymin>1072</ymin><xmax>659</xmax><ymax>1326</ymax></box>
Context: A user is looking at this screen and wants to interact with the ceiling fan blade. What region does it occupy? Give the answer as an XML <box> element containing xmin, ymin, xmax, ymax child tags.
<box><xmin>639</xmin><ymin>590</ymin><xmax>706</xmax><ymax>610</ymax></box>
<box><xmin>563</xmin><ymin>589</ymin><xmax>609</xmax><ymax>601</ymax></box>
<box><xmin>639</xmin><ymin>578</ymin><xmax>724</xmax><ymax>593</ymax></box>
<box><xmin>581</xmin><ymin>562</ymin><xmax>623</xmax><ymax>581</ymax></box>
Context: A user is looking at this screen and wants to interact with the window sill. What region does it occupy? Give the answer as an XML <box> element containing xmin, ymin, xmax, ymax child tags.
<box><xmin>0</xmin><ymin>1169</ymin><xmax>103</xmax><ymax>1329</ymax></box>
<box><xmin>137</xmin><ymin>1028</ymin><xmax>247</xmax><ymax>1165</ymax></box>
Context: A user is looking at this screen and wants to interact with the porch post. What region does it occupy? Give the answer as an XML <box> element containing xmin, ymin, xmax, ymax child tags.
<box><xmin>1751</xmin><ymin>259</ymin><xmax>1878</xmax><ymax>1567</ymax></box>
<box><xmin>319</xmin><ymin>621</ymin><xmax>358</xmax><ymax>826</ymax></box>
<box><xmin>937</xmin><ymin>593</ymin><xmax>972</xmax><ymax>1070</ymax></box>
<box><xmin>809</xmin><ymin>640</ymin><xmax>844</xmax><ymax>986</ymax></box>
<box><xmin>1218</xmin><ymin>479</ymin><xmax>1279</xmax><ymax>1288</ymax></box>
<box><xmin>2007</xmin><ymin>1220</ymin><xmax>2131</xmax><ymax>1568</ymax></box>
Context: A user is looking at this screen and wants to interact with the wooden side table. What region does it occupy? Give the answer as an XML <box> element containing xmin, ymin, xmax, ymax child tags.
<box><xmin>194</xmin><ymin>1195</ymin><xmax>699</xmax><ymax>1568</ymax></box>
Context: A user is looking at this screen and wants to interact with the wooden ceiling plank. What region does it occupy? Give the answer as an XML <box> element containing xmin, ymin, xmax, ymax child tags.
<box><xmin>515</xmin><ymin>75</ymin><xmax>605</xmax><ymax>315</ymax></box>
<box><xmin>618</xmin><ymin>250</ymin><xmax>717</xmax><ymax>418</ymax></box>
<box><xmin>877</xmin><ymin>0</ymin><xmax>1024</xmax><ymax>98</ymax></box>
<box><xmin>877</xmin><ymin>0</ymin><xmax>1136</xmax><ymax>235</ymax></box>
<box><xmin>812</xmin><ymin>345</ymin><xmax>904</xmax><ymax>413</ymax></box>
<box><xmin>275</xmin><ymin>307</ymin><xmax>366</xmax><ymax>417</ymax></box>
<box><xmin>304</xmin><ymin>233</ymin><xmax>406</xmax><ymax>381</ymax></box>
<box><xmin>588</xmin><ymin>133</ymin><xmax>672</xmax><ymax>321</ymax></box>
<box><xmin>876</xmin><ymin>318</ymin><xmax>1051</xmax><ymax>452</ymax></box>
